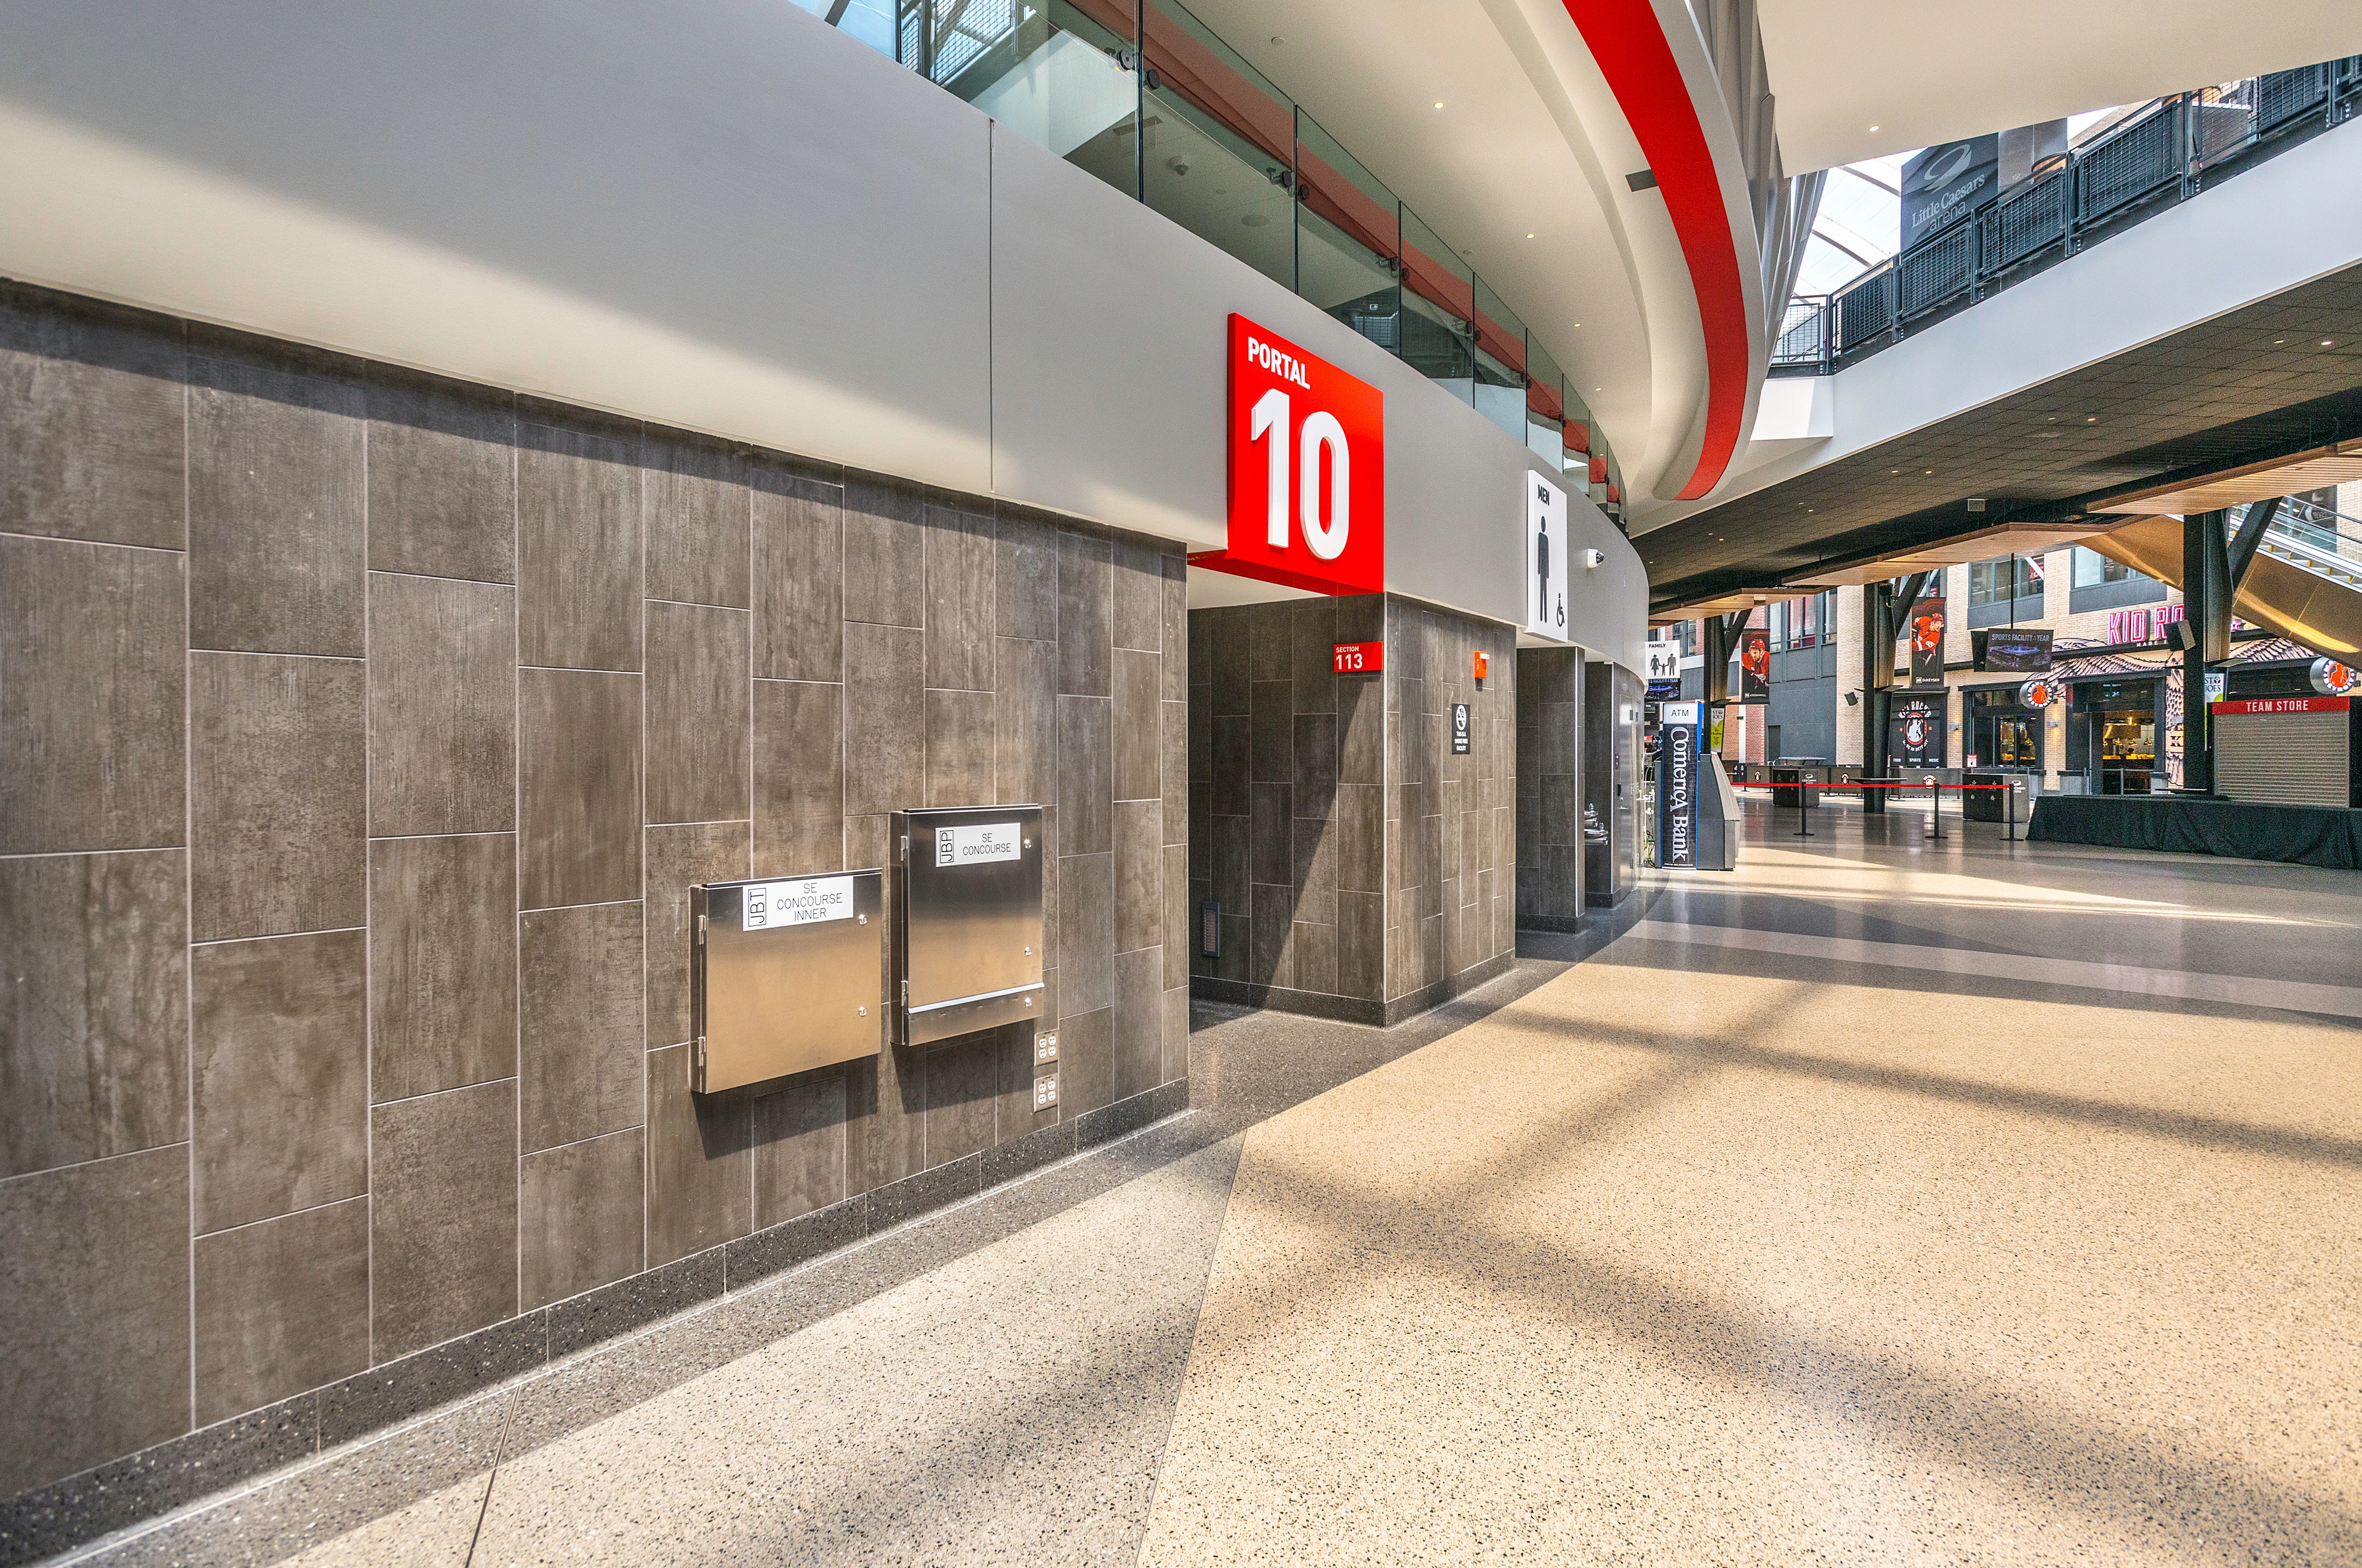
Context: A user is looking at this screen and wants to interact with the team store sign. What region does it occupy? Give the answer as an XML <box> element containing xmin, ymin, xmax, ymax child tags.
<box><xmin>1190</xmin><ymin>315</ymin><xmax>1385</xmax><ymax>596</ymax></box>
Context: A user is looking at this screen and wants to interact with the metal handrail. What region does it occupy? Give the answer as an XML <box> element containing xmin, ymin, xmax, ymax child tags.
<box><xmin>1771</xmin><ymin>57</ymin><xmax>2362</xmax><ymax>377</ymax></box>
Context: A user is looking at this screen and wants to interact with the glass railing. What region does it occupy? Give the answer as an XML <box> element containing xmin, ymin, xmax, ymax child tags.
<box><xmin>797</xmin><ymin>0</ymin><xmax>1623</xmax><ymax>516</ymax></box>
<box><xmin>1772</xmin><ymin>56</ymin><xmax>2362</xmax><ymax>375</ymax></box>
<box><xmin>2239</xmin><ymin>496</ymin><xmax>2362</xmax><ymax>571</ymax></box>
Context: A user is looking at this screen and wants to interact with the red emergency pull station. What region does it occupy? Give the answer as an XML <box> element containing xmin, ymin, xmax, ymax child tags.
<box><xmin>1333</xmin><ymin>641</ymin><xmax>1384</xmax><ymax>674</ymax></box>
<box><xmin>1472</xmin><ymin>651</ymin><xmax>1489</xmax><ymax>681</ymax></box>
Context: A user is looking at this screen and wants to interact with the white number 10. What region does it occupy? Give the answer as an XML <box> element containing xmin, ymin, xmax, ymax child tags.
<box><xmin>1249</xmin><ymin>389</ymin><xmax>1350</xmax><ymax>561</ymax></box>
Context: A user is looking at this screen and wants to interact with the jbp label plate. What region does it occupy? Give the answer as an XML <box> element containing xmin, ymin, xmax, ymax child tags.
<box><xmin>935</xmin><ymin>822</ymin><xmax>1023</xmax><ymax>867</ymax></box>
<box><xmin>742</xmin><ymin>876</ymin><xmax>855</xmax><ymax>930</ymax></box>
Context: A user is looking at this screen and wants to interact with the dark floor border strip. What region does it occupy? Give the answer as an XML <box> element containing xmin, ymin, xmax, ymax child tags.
<box><xmin>0</xmin><ymin>1079</ymin><xmax>1189</xmax><ymax>1568</ymax></box>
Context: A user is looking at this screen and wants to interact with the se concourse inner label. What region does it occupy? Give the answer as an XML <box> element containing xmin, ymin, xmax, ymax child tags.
<box><xmin>935</xmin><ymin>822</ymin><xmax>1024</xmax><ymax>867</ymax></box>
<box><xmin>743</xmin><ymin>876</ymin><xmax>856</xmax><ymax>931</ymax></box>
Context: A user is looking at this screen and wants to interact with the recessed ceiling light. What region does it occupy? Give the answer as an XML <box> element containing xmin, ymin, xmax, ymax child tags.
<box><xmin>1434</xmin><ymin>101</ymin><xmax>1445</xmax><ymax>109</ymax></box>
<box><xmin>2086</xmin><ymin>416</ymin><xmax>2099</xmax><ymax>423</ymax></box>
<box><xmin>1869</xmin><ymin>125</ymin><xmax>1881</xmax><ymax>132</ymax></box>
<box><xmin>2274</xmin><ymin>338</ymin><xmax>2286</xmax><ymax>344</ymax></box>
<box><xmin>1526</xmin><ymin>233</ymin><xmax>1536</xmax><ymax>239</ymax></box>
<box><xmin>1924</xmin><ymin>469</ymin><xmax>1933</xmax><ymax>475</ymax></box>
<box><xmin>1271</xmin><ymin>35</ymin><xmax>1284</xmax><ymax>45</ymax></box>
<box><xmin>2324</xmin><ymin>339</ymin><xmax>2337</xmax><ymax>347</ymax></box>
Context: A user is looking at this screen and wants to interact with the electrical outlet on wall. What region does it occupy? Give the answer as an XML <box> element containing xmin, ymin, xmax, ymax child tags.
<box><xmin>1033</xmin><ymin>1074</ymin><xmax>1059</xmax><ymax>1110</ymax></box>
<box><xmin>1035</xmin><ymin>1031</ymin><xmax>1059</xmax><ymax>1064</ymax></box>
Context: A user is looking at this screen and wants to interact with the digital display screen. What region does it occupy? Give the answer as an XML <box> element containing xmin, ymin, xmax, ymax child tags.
<box><xmin>1973</xmin><ymin>628</ymin><xmax>2053</xmax><ymax>671</ymax></box>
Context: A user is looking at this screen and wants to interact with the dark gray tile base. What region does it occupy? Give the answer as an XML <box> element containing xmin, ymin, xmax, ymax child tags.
<box><xmin>545</xmin><ymin>1250</ymin><xmax>725</xmax><ymax>1361</ymax></box>
<box><xmin>1516</xmin><ymin>913</ymin><xmax>1587</xmax><ymax>935</ymax></box>
<box><xmin>1381</xmin><ymin>950</ymin><xmax>1518</xmax><ymax>1026</ymax></box>
<box><xmin>1190</xmin><ymin>975</ymin><xmax>1385</xmax><ymax>1027</ymax></box>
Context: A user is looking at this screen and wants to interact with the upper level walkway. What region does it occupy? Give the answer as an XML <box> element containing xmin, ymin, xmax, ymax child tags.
<box><xmin>39</xmin><ymin>807</ymin><xmax>2361</xmax><ymax>1567</ymax></box>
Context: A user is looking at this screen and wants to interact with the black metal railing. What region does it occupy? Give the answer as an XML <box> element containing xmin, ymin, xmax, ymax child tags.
<box><xmin>1771</xmin><ymin>58</ymin><xmax>2362</xmax><ymax>375</ymax></box>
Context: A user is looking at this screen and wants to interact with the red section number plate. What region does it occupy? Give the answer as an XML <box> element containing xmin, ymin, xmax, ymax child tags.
<box><xmin>1333</xmin><ymin>641</ymin><xmax>1384</xmax><ymax>674</ymax></box>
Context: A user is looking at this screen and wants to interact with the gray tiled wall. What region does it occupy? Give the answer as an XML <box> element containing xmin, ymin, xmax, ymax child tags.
<box><xmin>0</xmin><ymin>280</ymin><xmax>1187</xmax><ymax>1506</ymax></box>
<box><xmin>1515</xmin><ymin>648</ymin><xmax>1586</xmax><ymax>932</ymax></box>
<box><xmin>1187</xmin><ymin>596</ymin><xmax>1516</xmax><ymax>1024</ymax></box>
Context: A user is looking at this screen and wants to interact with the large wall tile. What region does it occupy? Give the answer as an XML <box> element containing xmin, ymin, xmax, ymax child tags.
<box><xmin>0</xmin><ymin>283</ymin><xmax>185</xmax><ymax>549</ymax></box>
<box><xmin>841</xmin><ymin>474</ymin><xmax>925</xmax><ymax>629</ymax></box>
<box><xmin>518</xmin><ymin>668</ymin><xmax>641</xmax><ymax>910</ymax></box>
<box><xmin>0</xmin><ymin>1146</ymin><xmax>190</xmax><ymax>1495</ymax></box>
<box><xmin>1249</xmin><ymin>680</ymin><xmax>1293</xmax><ymax>785</ymax></box>
<box><xmin>521</xmin><ymin>1127</ymin><xmax>645</xmax><ymax>1311</ymax></box>
<box><xmin>1111</xmin><ymin>537</ymin><xmax>1164</xmax><ymax>654</ymax></box>
<box><xmin>755</xmin><ymin>1069</ymin><xmax>847</xmax><ymax>1229</ymax></box>
<box><xmin>925</xmin><ymin>504</ymin><xmax>995</xmax><ymax>692</ymax></box>
<box><xmin>926</xmin><ymin>688</ymin><xmax>995</xmax><ymax>808</ymax></box>
<box><xmin>1163</xmin><ymin>701</ymin><xmax>1188</xmax><ymax>845</ymax></box>
<box><xmin>753</xmin><ymin>680</ymin><xmax>845</xmax><ymax>876</ymax></box>
<box><xmin>365</xmin><ymin>367</ymin><xmax>516</xmax><ymax>583</ymax></box>
<box><xmin>518</xmin><ymin>420</ymin><xmax>641</xmax><ymax>671</ymax></box>
<box><xmin>1058</xmin><ymin>528</ymin><xmax>1111</xmax><ymax>697</ymax></box>
<box><xmin>521</xmin><ymin>901</ymin><xmax>645</xmax><ymax>1154</ymax></box>
<box><xmin>0</xmin><ymin>536</ymin><xmax>184</xmax><ymax>854</ymax></box>
<box><xmin>1113</xmin><ymin>948</ymin><xmax>1162</xmax><ymax>1099</ymax></box>
<box><xmin>1059</xmin><ymin>852</ymin><xmax>1114</xmax><ymax>1016</ymax></box>
<box><xmin>922</xmin><ymin>1032</ymin><xmax>999</xmax><ymax>1167</ymax></box>
<box><xmin>1114</xmin><ymin>648</ymin><xmax>1162</xmax><ymax>803</ymax></box>
<box><xmin>370</xmin><ymin>834</ymin><xmax>516</xmax><ymax>1103</ymax></box>
<box><xmin>844</xmin><ymin>624</ymin><xmax>924</xmax><ymax>817</ymax></box>
<box><xmin>193</xmin><ymin>1196</ymin><xmax>369</xmax><ymax>1426</ymax></box>
<box><xmin>646</xmin><ymin>600</ymin><xmax>751</xmax><ymax>827</ymax></box>
<box><xmin>1058</xmin><ymin>695</ymin><xmax>1111</xmax><ymax>855</ymax></box>
<box><xmin>190</xmin><ymin>651</ymin><xmax>366</xmax><ymax>942</ymax></box>
<box><xmin>646</xmin><ymin>1044</ymin><xmax>752</xmax><ymax>1268</ymax></box>
<box><xmin>752</xmin><ymin>466</ymin><xmax>843</xmax><ymax>682</ymax></box>
<box><xmin>994</xmin><ymin>510</ymin><xmax>1059</xmax><ymax>641</ymax></box>
<box><xmin>645</xmin><ymin>432</ymin><xmax>749</xmax><ymax>610</ymax></box>
<box><xmin>1164</xmin><ymin>842</ymin><xmax>1190</xmax><ymax>991</ymax></box>
<box><xmin>368</xmin><ymin>573</ymin><xmax>515</xmax><ymax>837</ymax></box>
<box><xmin>191</xmin><ymin>930</ymin><xmax>367</xmax><ymax>1233</ymax></box>
<box><xmin>1055</xmin><ymin>1005</ymin><xmax>1113</xmax><ymax>1117</ymax></box>
<box><xmin>188</xmin><ymin>354</ymin><xmax>365</xmax><ymax>656</ymax></box>
<box><xmin>371</xmin><ymin>1079</ymin><xmax>518</xmax><ymax>1360</ymax></box>
<box><xmin>1161</xmin><ymin>556</ymin><xmax>1188</xmax><ymax>701</ymax></box>
<box><xmin>646</xmin><ymin>821</ymin><xmax>751</xmax><ymax>1050</ymax></box>
<box><xmin>1290</xmin><ymin>598</ymin><xmax>1337</xmax><ymax>712</ymax></box>
<box><xmin>0</xmin><ymin>849</ymin><xmax>187</xmax><ymax>1180</ymax></box>
<box><xmin>994</xmin><ymin>636</ymin><xmax>1056</xmax><ymax>809</ymax></box>
<box><xmin>1114</xmin><ymin>799</ymin><xmax>1162</xmax><ymax>956</ymax></box>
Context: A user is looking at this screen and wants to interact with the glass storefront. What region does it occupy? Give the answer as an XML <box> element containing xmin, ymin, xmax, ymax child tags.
<box><xmin>2068</xmin><ymin>679</ymin><xmax>2159</xmax><ymax>794</ymax></box>
<box><xmin>1966</xmin><ymin>687</ymin><xmax>2041</xmax><ymax>770</ymax></box>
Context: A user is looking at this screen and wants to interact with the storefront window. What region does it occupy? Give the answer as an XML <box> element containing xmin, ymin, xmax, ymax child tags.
<box><xmin>2072</xmin><ymin>548</ymin><xmax>2150</xmax><ymax>589</ymax></box>
<box><xmin>2069</xmin><ymin>680</ymin><xmax>2159</xmax><ymax>794</ymax></box>
<box><xmin>1966</xmin><ymin>687</ymin><xmax>2041</xmax><ymax>769</ymax></box>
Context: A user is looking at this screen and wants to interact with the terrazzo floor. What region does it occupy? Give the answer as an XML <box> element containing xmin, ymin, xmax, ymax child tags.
<box><xmin>61</xmin><ymin>804</ymin><xmax>2362</xmax><ymax>1566</ymax></box>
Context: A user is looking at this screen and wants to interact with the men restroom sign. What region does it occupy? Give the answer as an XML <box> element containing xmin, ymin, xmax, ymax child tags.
<box><xmin>1525</xmin><ymin>472</ymin><xmax>1568</xmax><ymax>639</ymax></box>
<box><xmin>1191</xmin><ymin>315</ymin><xmax>1385</xmax><ymax>596</ymax></box>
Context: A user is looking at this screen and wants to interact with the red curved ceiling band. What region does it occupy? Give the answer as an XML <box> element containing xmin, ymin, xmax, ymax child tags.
<box><xmin>1559</xmin><ymin>1</ymin><xmax>1748</xmax><ymax>501</ymax></box>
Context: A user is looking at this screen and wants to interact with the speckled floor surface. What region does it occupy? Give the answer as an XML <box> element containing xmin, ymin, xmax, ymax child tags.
<box><xmin>61</xmin><ymin>806</ymin><xmax>2362</xmax><ymax>1566</ymax></box>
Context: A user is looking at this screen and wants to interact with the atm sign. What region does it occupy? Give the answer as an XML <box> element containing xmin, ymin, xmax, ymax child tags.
<box><xmin>1333</xmin><ymin>641</ymin><xmax>1384</xmax><ymax>674</ymax></box>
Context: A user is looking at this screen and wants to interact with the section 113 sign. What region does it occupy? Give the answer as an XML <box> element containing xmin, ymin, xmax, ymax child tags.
<box><xmin>1190</xmin><ymin>315</ymin><xmax>1385</xmax><ymax>596</ymax></box>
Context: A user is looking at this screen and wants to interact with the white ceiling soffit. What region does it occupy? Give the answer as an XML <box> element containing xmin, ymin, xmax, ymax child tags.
<box><xmin>1758</xmin><ymin>1</ymin><xmax>2362</xmax><ymax>173</ymax></box>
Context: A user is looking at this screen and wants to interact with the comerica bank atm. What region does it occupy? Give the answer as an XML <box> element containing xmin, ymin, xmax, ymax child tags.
<box><xmin>687</xmin><ymin>805</ymin><xmax>1047</xmax><ymax>1095</ymax></box>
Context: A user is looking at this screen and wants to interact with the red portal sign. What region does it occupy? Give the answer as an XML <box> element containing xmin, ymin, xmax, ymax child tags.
<box><xmin>1333</xmin><ymin>641</ymin><xmax>1383</xmax><ymax>674</ymax></box>
<box><xmin>1191</xmin><ymin>315</ymin><xmax>1385</xmax><ymax>596</ymax></box>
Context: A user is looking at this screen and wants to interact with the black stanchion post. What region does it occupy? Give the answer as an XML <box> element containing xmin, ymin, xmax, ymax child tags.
<box><xmin>1928</xmin><ymin>775</ymin><xmax>1943</xmax><ymax>841</ymax></box>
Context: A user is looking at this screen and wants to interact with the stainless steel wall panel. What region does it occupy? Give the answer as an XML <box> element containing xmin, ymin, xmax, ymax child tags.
<box><xmin>892</xmin><ymin>806</ymin><xmax>1046</xmax><ymax>1047</ymax></box>
<box><xmin>691</xmin><ymin>871</ymin><xmax>883</xmax><ymax>1094</ymax></box>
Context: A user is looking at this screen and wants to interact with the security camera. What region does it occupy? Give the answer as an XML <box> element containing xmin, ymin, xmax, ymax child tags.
<box><xmin>1843</xmin><ymin>690</ymin><xmax>1861</xmax><ymax>707</ymax></box>
<box><xmin>1582</xmin><ymin>548</ymin><xmax>1605</xmax><ymax>569</ymax></box>
<box><xmin>1167</xmin><ymin>155</ymin><xmax>1190</xmax><ymax>177</ymax></box>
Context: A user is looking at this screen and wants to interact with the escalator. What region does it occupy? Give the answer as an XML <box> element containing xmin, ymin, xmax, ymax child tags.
<box><xmin>2087</xmin><ymin>495</ymin><xmax>2362</xmax><ymax>655</ymax></box>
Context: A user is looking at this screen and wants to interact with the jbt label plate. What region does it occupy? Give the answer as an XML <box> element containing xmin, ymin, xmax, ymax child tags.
<box><xmin>742</xmin><ymin>876</ymin><xmax>856</xmax><ymax>931</ymax></box>
<box><xmin>935</xmin><ymin>822</ymin><xmax>1024</xmax><ymax>867</ymax></box>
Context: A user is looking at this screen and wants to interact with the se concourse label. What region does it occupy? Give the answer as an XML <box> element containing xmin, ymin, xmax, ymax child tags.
<box><xmin>935</xmin><ymin>822</ymin><xmax>1024</xmax><ymax>867</ymax></box>
<box><xmin>742</xmin><ymin>876</ymin><xmax>856</xmax><ymax>931</ymax></box>
<box><xmin>1193</xmin><ymin>315</ymin><xmax>1385</xmax><ymax>596</ymax></box>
